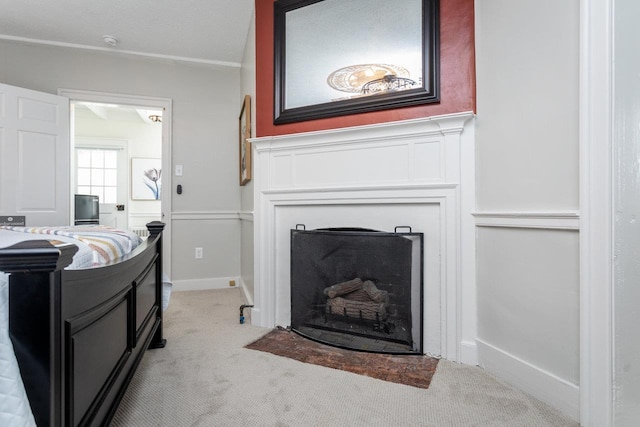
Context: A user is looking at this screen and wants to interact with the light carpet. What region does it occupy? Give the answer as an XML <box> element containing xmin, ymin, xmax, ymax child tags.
<box><xmin>111</xmin><ymin>289</ymin><xmax>578</xmax><ymax>427</ymax></box>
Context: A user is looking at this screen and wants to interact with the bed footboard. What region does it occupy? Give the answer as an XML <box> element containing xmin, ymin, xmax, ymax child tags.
<box><xmin>0</xmin><ymin>222</ymin><xmax>166</xmax><ymax>427</ymax></box>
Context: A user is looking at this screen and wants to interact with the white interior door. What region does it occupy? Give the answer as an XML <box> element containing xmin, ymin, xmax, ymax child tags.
<box><xmin>75</xmin><ymin>138</ymin><xmax>128</xmax><ymax>229</ymax></box>
<box><xmin>0</xmin><ymin>83</ymin><xmax>70</xmax><ymax>225</ymax></box>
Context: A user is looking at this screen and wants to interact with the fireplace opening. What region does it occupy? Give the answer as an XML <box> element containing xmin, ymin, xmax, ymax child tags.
<box><xmin>290</xmin><ymin>227</ymin><xmax>423</xmax><ymax>355</ymax></box>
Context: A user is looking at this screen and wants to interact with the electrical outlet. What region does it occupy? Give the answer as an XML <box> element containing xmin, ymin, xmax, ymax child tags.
<box><xmin>229</xmin><ymin>280</ymin><xmax>236</xmax><ymax>287</ymax></box>
<box><xmin>195</xmin><ymin>247</ymin><xmax>203</xmax><ymax>259</ymax></box>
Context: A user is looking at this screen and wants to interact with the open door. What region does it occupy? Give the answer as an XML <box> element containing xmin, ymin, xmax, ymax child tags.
<box><xmin>74</xmin><ymin>138</ymin><xmax>129</xmax><ymax>229</ymax></box>
<box><xmin>0</xmin><ymin>83</ymin><xmax>70</xmax><ymax>226</ymax></box>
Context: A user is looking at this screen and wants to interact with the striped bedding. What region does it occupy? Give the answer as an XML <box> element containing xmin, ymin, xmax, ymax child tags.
<box><xmin>0</xmin><ymin>225</ymin><xmax>142</xmax><ymax>426</ymax></box>
<box><xmin>0</xmin><ymin>225</ymin><xmax>142</xmax><ymax>267</ymax></box>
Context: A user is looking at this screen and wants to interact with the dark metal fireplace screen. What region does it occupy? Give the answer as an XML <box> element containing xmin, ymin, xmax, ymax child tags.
<box><xmin>290</xmin><ymin>227</ymin><xmax>423</xmax><ymax>355</ymax></box>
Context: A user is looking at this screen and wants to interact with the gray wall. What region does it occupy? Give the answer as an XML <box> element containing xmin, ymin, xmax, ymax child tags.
<box><xmin>614</xmin><ymin>0</ymin><xmax>640</xmax><ymax>424</ymax></box>
<box><xmin>0</xmin><ymin>39</ymin><xmax>242</xmax><ymax>284</ymax></box>
<box><xmin>239</xmin><ymin>10</ymin><xmax>256</xmax><ymax>301</ymax></box>
<box><xmin>475</xmin><ymin>0</ymin><xmax>580</xmax><ymax>417</ymax></box>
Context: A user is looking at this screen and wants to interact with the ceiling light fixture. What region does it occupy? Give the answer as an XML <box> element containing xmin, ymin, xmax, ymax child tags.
<box><xmin>103</xmin><ymin>35</ymin><xmax>119</xmax><ymax>48</ymax></box>
<box><xmin>148</xmin><ymin>114</ymin><xmax>162</xmax><ymax>123</ymax></box>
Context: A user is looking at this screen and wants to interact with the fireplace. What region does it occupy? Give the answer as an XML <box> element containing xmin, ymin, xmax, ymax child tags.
<box><xmin>290</xmin><ymin>227</ymin><xmax>423</xmax><ymax>355</ymax></box>
<box><xmin>251</xmin><ymin>112</ymin><xmax>476</xmax><ymax>362</ymax></box>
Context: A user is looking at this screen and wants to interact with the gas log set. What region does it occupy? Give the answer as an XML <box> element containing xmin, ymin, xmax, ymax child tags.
<box><xmin>324</xmin><ymin>278</ymin><xmax>389</xmax><ymax>321</ymax></box>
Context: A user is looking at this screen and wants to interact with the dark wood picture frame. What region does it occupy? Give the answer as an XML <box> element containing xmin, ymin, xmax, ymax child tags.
<box><xmin>239</xmin><ymin>95</ymin><xmax>252</xmax><ymax>186</ymax></box>
<box><xmin>273</xmin><ymin>0</ymin><xmax>440</xmax><ymax>125</ymax></box>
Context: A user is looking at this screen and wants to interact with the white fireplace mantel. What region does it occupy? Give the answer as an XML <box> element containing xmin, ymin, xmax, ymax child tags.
<box><xmin>250</xmin><ymin>112</ymin><xmax>477</xmax><ymax>364</ymax></box>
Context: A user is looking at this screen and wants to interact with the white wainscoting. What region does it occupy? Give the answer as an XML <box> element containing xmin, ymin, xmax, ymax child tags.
<box><xmin>473</xmin><ymin>211</ymin><xmax>580</xmax><ymax>230</ymax></box>
<box><xmin>477</xmin><ymin>339</ymin><xmax>580</xmax><ymax>421</ymax></box>
<box><xmin>251</xmin><ymin>112</ymin><xmax>476</xmax><ymax>362</ymax></box>
<box><xmin>170</xmin><ymin>210</ymin><xmax>241</xmax><ymax>292</ymax></box>
<box><xmin>474</xmin><ymin>210</ymin><xmax>580</xmax><ymax>421</ymax></box>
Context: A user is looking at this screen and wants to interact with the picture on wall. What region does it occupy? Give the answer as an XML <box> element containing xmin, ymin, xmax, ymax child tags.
<box><xmin>239</xmin><ymin>94</ymin><xmax>252</xmax><ymax>186</ymax></box>
<box><xmin>131</xmin><ymin>157</ymin><xmax>162</xmax><ymax>200</ymax></box>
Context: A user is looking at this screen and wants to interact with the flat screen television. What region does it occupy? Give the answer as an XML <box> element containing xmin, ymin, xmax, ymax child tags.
<box><xmin>74</xmin><ymin>194</ymin><xmax>99</xmax><ymax>225</ymax></box>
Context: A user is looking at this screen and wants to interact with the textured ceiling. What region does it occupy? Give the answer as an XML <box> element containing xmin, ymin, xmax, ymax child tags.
<box><xmin>0</xmin><ymin>0</ymin><xmax>254</xmax><ymax>66</ymax></box>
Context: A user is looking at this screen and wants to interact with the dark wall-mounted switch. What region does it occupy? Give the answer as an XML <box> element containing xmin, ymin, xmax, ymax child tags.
<box><xmin>177</xmin><ymin>184</ymin><xmax>182</xmax><ymax>195</ymax></box>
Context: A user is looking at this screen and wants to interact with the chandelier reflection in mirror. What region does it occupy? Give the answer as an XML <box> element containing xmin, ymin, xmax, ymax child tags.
<box><xmin>362</xmin><ymin>75</ymin><xmax>417</xmax><ymax>94</ymax></box>
<box><xmin>327</xmin><ymin>64</ymin><xmax>418</xmax><ymax>96</ymax></box>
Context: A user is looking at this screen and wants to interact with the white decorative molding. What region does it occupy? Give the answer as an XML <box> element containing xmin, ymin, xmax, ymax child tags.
<box><xmin>172</xmin><ymin>276</ymin><xmax>239</xmax><ymax>292</ymax></box>
<box><xmin>252</xmin><ymin>113</ymin><xmax>476</xmax><ymax>362</ymax></box>
<box><xmin>579</xmin><ymin>0</ymin><xmax>614</xmax><ymax>425</ymax></box>
<box><xmin>172</xmin><ymin>211</ymin><xmax>240</xmax><ymax>221</ymax></box>
<box><xmin>239</xmin><ymin>211</ymin><xmax>254</xmax><ymax>222</ymax></box>
<box><xmin>128</xmin><ymin>211</ymin><xmax>161</xmax><ymax>218</ymax></box>
<box><xmin>239</xmin><ymin>277</ymin><xmax>254</xmax><ymax>306</ymax></box>
<box><xmin>1</xmin><ymin>35</ymin><xmax>241</xmax><ymax>68</ymax></box>
<box><xmin>477</xmin><ymin>339</ymin><xmax>580</xmax><ymax>422</ymax></box>
<box><xmin>460</xmin><ymin>340</ymin><xmax>478</xmax><ymax>366</ymax></box>
<box><xmin>473</xmin><ymin>211</ymin><xmax>580</xmax><ymax>230</ymax></box>
<box><xmin>168</xmin><ymin>211</ymin><xmax>253</xmax><ymax>221</ymax></box>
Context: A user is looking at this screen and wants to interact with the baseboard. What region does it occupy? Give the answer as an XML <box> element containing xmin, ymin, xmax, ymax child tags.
<box><xmin>460</xmin><ymin>340</ymin><xmax>478</xmax><ymax>366</ymax></box>
<box><xmin>172</xmin><ymin>277</ymin><xmax>239</xmax><ymax>292</ymax></box>
<box><xmin>476</xmin><ymin>339</ymin><xmax>579</xmax><ymax>421</ymax></box>
<box><xmin>239</xmin><ymin>277</ymin><xmax>254</xmax><ymax>306</ymax></box>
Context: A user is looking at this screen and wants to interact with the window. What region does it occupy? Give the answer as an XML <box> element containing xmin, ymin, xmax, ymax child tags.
<box><xmin>76</xmin><ymin>148</ymin><xmax>118</xmax><ymax>203</ymax></box>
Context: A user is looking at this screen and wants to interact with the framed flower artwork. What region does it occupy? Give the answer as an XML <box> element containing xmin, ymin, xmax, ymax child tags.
<box><xmin>131</xmin><ymin>157</ymin><xmax>162</xmax><ymax>200</ymax></box>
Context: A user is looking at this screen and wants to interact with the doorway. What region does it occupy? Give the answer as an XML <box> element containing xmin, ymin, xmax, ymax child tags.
<box><xmin>59</xmin><ymin>89</ymin><xmax>172</xmax><ymax>279</ymax></box>
<box><xmin>74</xmin><ymin>138</ymin><xmax>130</xmax><ymax>229</ymax></box>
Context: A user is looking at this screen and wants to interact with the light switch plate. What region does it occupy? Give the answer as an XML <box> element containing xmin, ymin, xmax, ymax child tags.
<box><xmin>175</xmin><ymin>165</ymin><xmax>183</xmax><ymax>176</ymax></box>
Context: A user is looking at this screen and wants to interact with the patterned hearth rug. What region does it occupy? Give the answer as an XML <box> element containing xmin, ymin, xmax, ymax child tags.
<box><xmin>245</xmin><ymin>328</ymin><xmax>439</xmax><ymax>389</ymax></box>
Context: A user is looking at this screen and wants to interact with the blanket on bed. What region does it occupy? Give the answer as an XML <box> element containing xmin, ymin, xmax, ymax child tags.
<box><xmin>0</xmin><ymin>225</ymin><xmax>141</xmax><ymax>266</ymax></box>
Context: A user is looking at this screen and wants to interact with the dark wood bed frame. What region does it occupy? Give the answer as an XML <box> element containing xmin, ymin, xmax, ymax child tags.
<box><xmin>0</xmin><ymin>221</ymin><xmax>166</xmax><ymax>426</ymax></box>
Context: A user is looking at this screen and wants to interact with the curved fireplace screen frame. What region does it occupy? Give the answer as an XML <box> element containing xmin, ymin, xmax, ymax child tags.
<box><xmin>290</xmin><ymin>227</ymin><xmax>424</xmax><ymax>355</ymax></box>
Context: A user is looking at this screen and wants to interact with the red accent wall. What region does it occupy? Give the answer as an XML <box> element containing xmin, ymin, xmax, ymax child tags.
<box><xmin>255</xmin><ymin>0</ymin><xmax>476</xmax><ymax>137</ymax></box>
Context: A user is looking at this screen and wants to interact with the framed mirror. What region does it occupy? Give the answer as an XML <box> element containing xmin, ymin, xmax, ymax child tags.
<box><xmin>274</xmin><ymin>0</ymin><xmax>439</xmax><ymax>124</ymax></box>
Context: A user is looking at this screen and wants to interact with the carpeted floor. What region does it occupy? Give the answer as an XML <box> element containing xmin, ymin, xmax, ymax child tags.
<box><xmin>246</xmin><ymin>328</ymin><xmax>439</xmax><ymax>389</ymax></box>
<box><xmin>111</xmin><ymin>288</ymin><xmax>579</xmax><ymax>427</ymax></box>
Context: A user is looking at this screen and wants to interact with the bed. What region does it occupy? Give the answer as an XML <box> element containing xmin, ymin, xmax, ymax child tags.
<box><xmin>0</xmin><ymin>222</ymin><xmax>166</xmax><ymax>426</ymax></box>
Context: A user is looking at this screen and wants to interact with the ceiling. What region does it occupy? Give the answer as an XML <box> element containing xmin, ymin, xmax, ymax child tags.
<box><xmin>0</xmin><ymin>0</ymin><xmax>255</xmax><ymax>66</ymax></box>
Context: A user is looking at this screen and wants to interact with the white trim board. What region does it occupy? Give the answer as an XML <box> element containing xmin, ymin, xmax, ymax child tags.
<box><xmin>579</xmin><ymin>0</ymin><xmax>614</xmax><ymax>425</ymax></box>
<box><xmin>477</xmin><ymin>339</ymin><xmax>580</xmax><ymax>422</ymax></box>
<box><xmin>172</xmin><ymin>211</ymin><xmax>240</xmax><ymax>221</ymax></box>
<box><xmin>239</xmin><ymin>277</ymin><xmax>254</xmax><ymax>306</ymax></box>
<box><xmin>473</xmin><ymin>211</ymin><xmax>580</xmax><ymax>230</ymax></box>
<box><xmin>239</xmin><ymin>211</ymin><xmax>254</xmax><ymax>222</ymax></box>
<box><xmin>0</xmin><ymin>35</ymin><xmax>241</xmax><ymax>68</ymax></box>
<box><xmin>172</xmin><ymin>276</ymin><xmax>240</xmax><ymax>292</ymax></box>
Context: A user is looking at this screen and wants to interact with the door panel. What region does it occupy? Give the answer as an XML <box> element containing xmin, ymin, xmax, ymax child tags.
<box><xmin>0</xmin><ymin>83</ymin><xmax>69</xmax><ymax>225</ymax></box>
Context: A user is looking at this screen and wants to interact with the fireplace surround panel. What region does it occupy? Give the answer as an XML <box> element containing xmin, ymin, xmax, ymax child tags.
<box><xmin>251</xmin><ymin>113</ymin><xmax>476</xmax><ymax>362</ymax></box>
